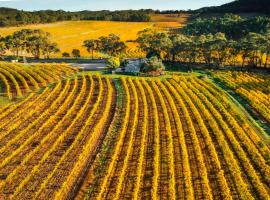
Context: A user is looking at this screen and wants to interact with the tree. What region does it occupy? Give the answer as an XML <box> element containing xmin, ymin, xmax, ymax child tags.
<box><xmin>4</xmin><ymin>34</ymin><xmax>23</xmax><ymax>57</ymax></box>
<box><xmin>169</xmin><ymin>34</ymin><xmax>191</xmax><ymax>62</ymax></box>
<box><xmin>4</xmin><ymin>29</ymin><xmax>59</xmax><ymax>59</ymax></box>
<box><xmin>258</xmin><ymin>32</ymin><xmax>270</xmax><ymax>68</ymax></box>
<box><xmin>43</xmin><ymin>42</ymin><xmax>60</xmax><ymax>59</ymax></box>
<box><xmin>264</xmin><ymin>33</ymin><xmax>270</xmax><ymax>68</ymax></box>
<box><xmin>227</xmin><ymin>40</ymin><xmax>242</xmax><ymax>66</ymax></box>
<box><xmin>210</xmin><ymin>33</ymin><xmax>229</xmax><ymax>66</ymax></box>
<box><xmin>83</xmin><ymin>39</ymin><xmax>98</xmax><ymax>59</ymax></box>
<box><xmin>0</xmin><ymin>35</ymin><xmax>6</xmax><ymax>56</ymax></box>
<box><xmin>239</xmin><ymin>33</ymin><xmax>263</xmax><ymax>67</ymax></box>
<box><xmin>72</xmin><ymin>49</ymin><xmax>81</xmax><ymax>58</ymax></box>
<box><xmin>137</xmin><ymin>30</ymin><xmax>172</xmax><ymax>59</ymax></box>
<box><xmin>62</xmin><ymin>52</ymin><xmax>70</xmax><ymax>57</ymax></box>
<box><xmin>15</xmin><ymin>12</ymin><xmax>29</xmax><ymax>24</ymax></box>
<box><xmin>107</xmin><ymin>56</ymin><xmax>121</xmax><ymax>69</ymax></box>
<box><xmin>140</xmin><ymin>56</ymin><xmax>165</xmax><ymax>75</ymax></box>
<box><xmin>196</xmin><ymin>34</ymin><xmax>215</xmax><ymax>65</ymax></box>
<box><xmin>98</xmin><ymin>34</ymin><xmax>127</xmax><ymax>56</ymax></box>
<box><xmin>25</xmin><ymin>29</ymin><xmax>51</xmax><ymax>59</ymax></box>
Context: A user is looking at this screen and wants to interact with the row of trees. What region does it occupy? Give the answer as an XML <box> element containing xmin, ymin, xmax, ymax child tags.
<box><xmin>136</xmin><ymin>14</ymin><xmax>270</xmax><ymax>68</ymax></box>
<box><xmin>0</xmin><ymin>29</ymin><xmax>60</xmax><ymax>59</ymax></box>
<box><xmin>83</xmin><ymin>34</ymin><xmax>127</xmax><ymax>58</ymax></box>
<box><xmin>137</xmin><ymin>30</ymin><xmax>270</xmax><ymax>68</ymax></box>
<box><xmin>0</xmin><ymin>8</ymin><xmax>151</xmax><ymax>27</ymax></box>
<box><xmin>0</xmin><ymin>31</ymin><xmax>128</xmax><ymax>59</ymax></box>
<box><xmin>0</xmin><ymin>7</ymin><xmax>196</xmax><ymax>27</ymax></box>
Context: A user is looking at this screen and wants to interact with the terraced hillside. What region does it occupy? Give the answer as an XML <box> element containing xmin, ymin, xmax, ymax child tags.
<box><xmin>0</xmin><ymin>64</ymin><xmax>270</xmax><ymax>200</ymax></box>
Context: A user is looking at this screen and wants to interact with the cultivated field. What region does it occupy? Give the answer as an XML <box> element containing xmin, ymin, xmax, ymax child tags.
<box><xmin>0</xmin><ymin>63</ymin><xmax>270</xmax><ymax>199</ymax></box>
<box><xmin>0</xmin><ymin>63</ymin><xmax>77</xmax><ymax>100</ymax></box>
<box><xmin>0</xmin><ymin>20</ymin><xmax>183</xmax><ymax>58</ymax></box>
<box><xmin>215</xmin><ymin>71</ymin><xmax>270</xmax><ymax>124</ymax></box>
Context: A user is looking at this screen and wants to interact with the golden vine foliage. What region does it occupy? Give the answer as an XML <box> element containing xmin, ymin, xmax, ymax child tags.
<box><xmin>0</xmin><ymin>72</ymin><xmax>269</xmax><ymax>200</ymax></box>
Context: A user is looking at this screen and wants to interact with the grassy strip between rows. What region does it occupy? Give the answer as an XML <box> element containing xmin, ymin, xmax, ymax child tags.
<box><xmin>84</xmin><ymin>78</ymin><xmax>124</xmax><ymax>199</ymax></box>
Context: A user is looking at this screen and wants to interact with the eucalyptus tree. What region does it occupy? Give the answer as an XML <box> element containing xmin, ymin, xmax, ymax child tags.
<box><xmin>13</xmin><ymin>29</ymin><xmax>34</xmax><ymax>58</ymax></box>
<box><xmin>43</xmin><ymin>42</ymin><xmax>60</xmax><ymax>59</ymax></box>
<box><xmin>169</xmin><ymin>34</ymin><xmax>191</xmax><ymax>62</ymax></box>
<box><xmin>72</xmin><ymin>49</ymin><xmax>81</xmax><ymax>58</ymax></box>
<box><xmin>196</xmin><ymin>34</ymin><xmax>215</xmax><ymax>65</ymax></box>
<box><xmin>210</xmin><ymin>33</ymin><xmax>230</xmax><ymax>66</ymax></box>
<box><xmin>4</xmin><ymin>29</ymin><xmax>58</xmax><ymax>59</ymax></box>
<box><xmin>137</xmin><ymin>30</ymin><xmax>172</xmax><ymax>59</ymax></box>
<box><xmin>25</xmin><ymin>29</ymin><xmax>51</xmax><ymax>59</ymax></box>
<box><xmin>4</xmin><ymin>29</ymin><xmax>33</xmax><ymax>57</ymax></box>
<box><xmin>227</xmin><ymin>40</ymin><xmax>242</xmax><ymax>66</ymax></box>
<box><xmin>4</xmin><ymin>34</ymin><xmax>22</xmax><ymax>57</ymax></box>
<box><xmin>239</xmin><ymin>32</ymin><xmax>267</xmax><ymax>67</ymax></box>
<box><xmin>98</xmin><ymin>34</ymin><xmax>127</xmax><ymax>56</ymax></box>
<box><xmin>259</xmin><ymin>32</ymin><xmax>270</xmax><ymax>68</ymax></box>
<box><xmin>0</xmin><ymin>35</ymin><xmax>5</xmax><ymax>56</ymax></box>
<box><xmin>83</xmin><ymin>39</ymin><xmax>98</xmax><ymax>59</ymax></box>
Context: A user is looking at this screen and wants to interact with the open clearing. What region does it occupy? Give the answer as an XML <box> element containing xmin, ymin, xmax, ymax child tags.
<box><xmin>0</xmin><ymin>63</ymin><xmax>270</xmax><ymax>199</ymax></box>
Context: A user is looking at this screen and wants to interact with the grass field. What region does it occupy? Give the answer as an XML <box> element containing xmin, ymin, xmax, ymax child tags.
<box><xmin>0</xmin><ymin>20</ymin><xmax>184</xmax><ymax>58</ymax></box>
<box><xmin>150</xmin><ymin>13</ymin><xmax>190</xmax><ymax>23</ymax></box>
<box><xmin>0</xmin><ymin>62</ymin><xmax>270</xmax><ymax>199</ymax></box>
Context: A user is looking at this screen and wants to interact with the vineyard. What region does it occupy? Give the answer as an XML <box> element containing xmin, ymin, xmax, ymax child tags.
<box><xmin>215</xmin><ymin>71</ymin><xmax>270</xmax><ymax>124</ymax></box>
<box><xmin>0</xmin><ymin>64</ymin><xmax>270</xmax><ymax>199</ymax></box>
<box><xmin>0</xmin><ymin>63</ymin><xmax>77</xmax><ymax>100</ymax></box>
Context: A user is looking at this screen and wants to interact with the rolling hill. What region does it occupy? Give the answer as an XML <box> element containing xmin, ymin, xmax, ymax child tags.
<box><xmin>196</xmin><ymin>0</ymin><xmax>270</xmax><ymax>14</ymax></box>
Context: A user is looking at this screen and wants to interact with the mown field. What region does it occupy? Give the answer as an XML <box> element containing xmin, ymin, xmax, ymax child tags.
<box><xmin>0</xmin><ymin>20</ymin><xmax>183</xmax><ymax>58</ymax></box>
<box><xmin>0</xmin><ymin>62</ymin><xmax>270</xmax><ymax>199</ymax></box>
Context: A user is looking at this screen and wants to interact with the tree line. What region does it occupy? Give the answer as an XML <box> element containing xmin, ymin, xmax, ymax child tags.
<box><xmin>0</xmin><ymin>29</ymin><xmax>59</xmax><ymax>59</ymax></box>
<box><xmin>83</xmin><ymin>34</ymin><xmax>127</xmax><ymax>59</ymax></box>
<box><xmin>0</xmin><ymin>7</ymin><xmax>197</xmax><ymax>27</ymax></box>
<box><xmin>62</xmin><ymin>34</ymin><xmax>128</xmax><ymax>59</ymax></box>
<box><xmin>136</xmin><ymin>14</ymin><xmax>270</xmax><ymax>68</ymax></box>
<box><xmin>0</xmin><ymin>8</ymin><xmax>156</xmax><ymax>27</ymax></box>
<box><xmin>182</xmin><ymin>14</ymin><xmax>270</xmax><ymax>40</ymax></box>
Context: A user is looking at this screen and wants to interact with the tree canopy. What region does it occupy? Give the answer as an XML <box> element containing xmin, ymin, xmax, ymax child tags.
<box><xmin>83</xmin><ymin>34</ymin><xmax>127</xmax><ymax>57</ymax></box>
<box><xmin>1</xmin><ymin>29</ymin><xmax>60</xmax><ymax>59</ymax></box>
<box><xmin>182</xmin><ymin>14</ymin><xmax>270</xmax><ymax>39</ymax></box>
<box><xmin>0</xmin><ymin>8</ymin><xmax>151</xmax><ymax>27</ymax></box>
<box><xmin>136</xmin><ymin>14</ymin><xmax>270</xmax><ymax>68</ymax></box>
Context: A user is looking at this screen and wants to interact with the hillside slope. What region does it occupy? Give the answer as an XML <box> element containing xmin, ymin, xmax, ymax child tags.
<box><xmin>197</xmin><ymin>0</ymin><xmax>270</xmax><ymax>14</ymax></box>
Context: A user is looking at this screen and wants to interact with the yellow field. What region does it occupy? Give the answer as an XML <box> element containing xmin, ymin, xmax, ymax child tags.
<box><xmin>150</xmin><ymin>13</ymin><xmax>190</xmax><ymax>23</ymax></box>
<box><xmin>0</xmin><ymin>20</ymin><xmax>183</xmax><ymax>58</ymax></box>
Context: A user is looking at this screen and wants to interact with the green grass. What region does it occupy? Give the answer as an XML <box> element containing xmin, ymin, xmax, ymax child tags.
<box><xmin>0</xmin><ymin>96</ymin><xmax>12</xmax><ymax>107</ymax></box>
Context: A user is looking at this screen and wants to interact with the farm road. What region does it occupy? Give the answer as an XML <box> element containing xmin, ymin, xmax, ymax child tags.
<box><xmin>70</xmin><ymin>63</ymin><xmax>107</xmax><ymax>71</ymax></box>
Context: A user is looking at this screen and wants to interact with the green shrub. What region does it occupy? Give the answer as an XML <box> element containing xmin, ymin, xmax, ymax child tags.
<box><xmin>72</xmin><ymin>49</ymin><xmax>80</xmax><ymax>58</ymax></box>
<box><xmin>140</xmin><ymin>56</ymin><xmax>165</xmax><ymax>74</ymax></box>
<box><xmin>62</xmin><ymin>52</ymin><xmax>70</xmax><ymax>57</ymax></box>
<box><xmin>107</xmin><ymin>56</ymin><xmax>120</xmax><ymax>69</ymax></box>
